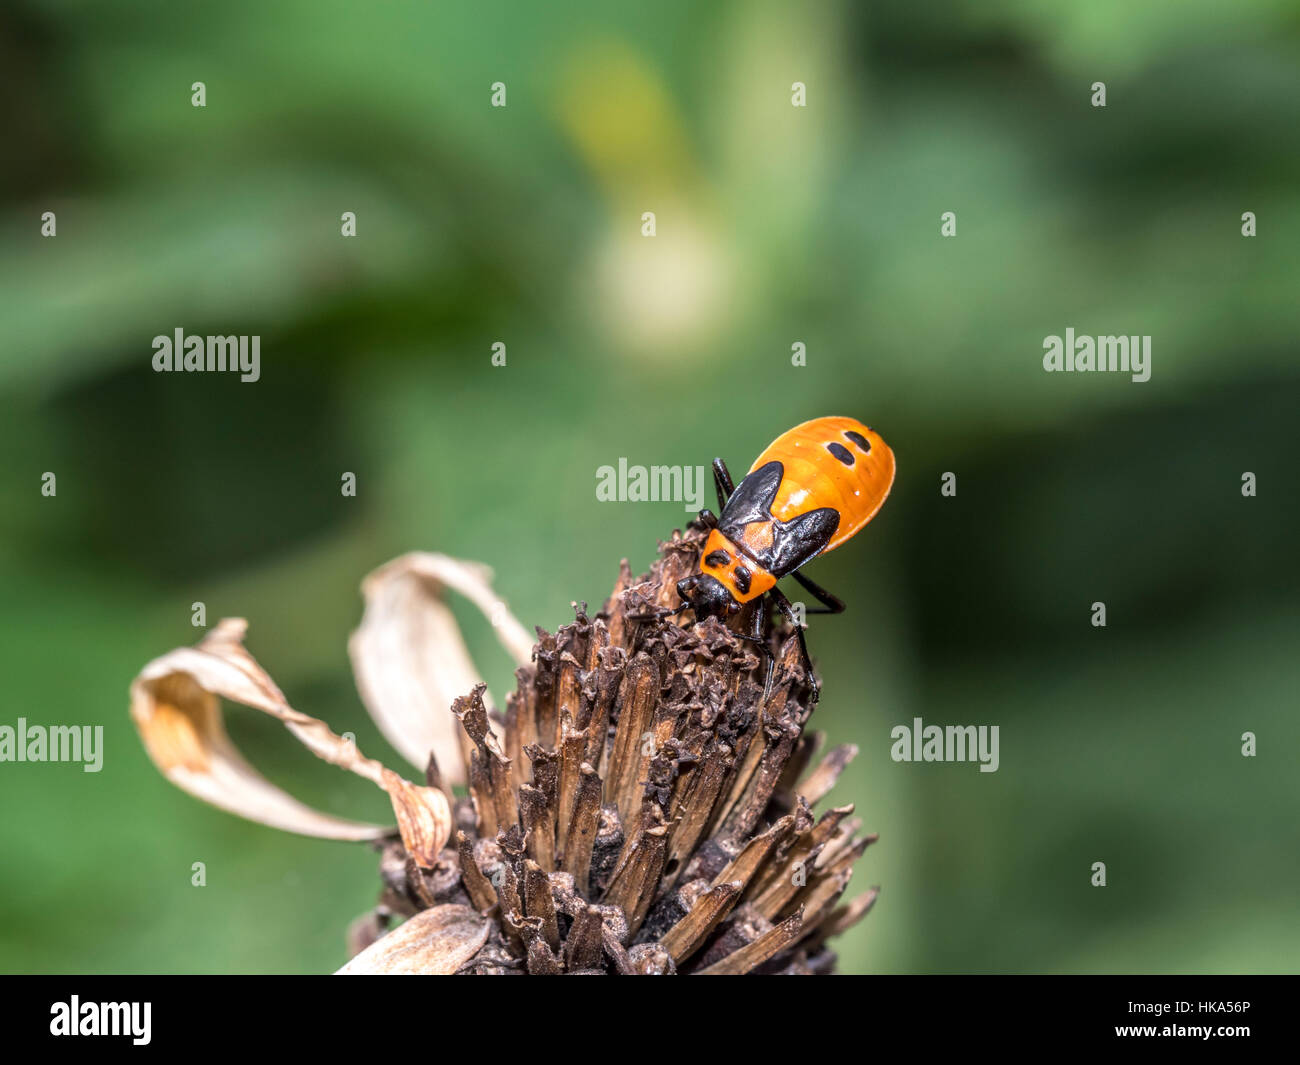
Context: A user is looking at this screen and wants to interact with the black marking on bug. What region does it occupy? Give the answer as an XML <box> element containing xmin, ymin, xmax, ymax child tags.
<box><xmin>827</xmin><ymin>442</ymin><xmax>855</xmax><ymax>466</ymax></box>
<box><xmin>768</xmin><ymin>508</ymin><xmax>840</xmax><ymax>573</ymax></box>
<box><xmin>704</xmin><ymin>549</ymin><xmax>730</xmax><ymax>567</ymax></box>
<box><xmin>720</xmin><ymin>461</ymin><xmax>784</xmax><ymax>528</ymax></box>
<box><xmin>844</xmin><ymin>430</ymin><xmax>871</xmax><ymax>453</ymax></box>
<box><xmin>733</xmin><ymin>566</ymin><xmax>752</xmax><ymax>595</ymax></box>
<box><xmin>719</xmin><ymin>461</ymin><xmax>840</xmax><ymax>576</ymax></box>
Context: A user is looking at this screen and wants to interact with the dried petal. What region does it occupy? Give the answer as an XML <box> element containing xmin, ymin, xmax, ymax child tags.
<box><xmin>381</xmin><ymin>769</ymin><xmax>453</xmax><ymax>869</ymax></box>
<box><xmin>335</xmin><ymin>904</ymin><xmax>489</xmax><ymax>975</ymax></box>
<box><xmin>349</xmin><ymin>552</ymin><xmax>533</xmax><ymax>785</ymax></box>
<box><xmin>130</xmin><ymin>618</ymin><xmax>451</xmax><ymax>862</ymax></box>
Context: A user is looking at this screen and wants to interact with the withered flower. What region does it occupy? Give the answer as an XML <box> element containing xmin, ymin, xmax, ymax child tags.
<box><xmin>131</xmin><ymin>524</ymin><xmax>878</xmax><ymax>974</ymax></box>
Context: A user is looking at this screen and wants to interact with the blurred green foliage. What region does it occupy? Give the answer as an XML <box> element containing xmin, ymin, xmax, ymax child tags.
<box><xmin>1</xmin><ymin>0</ymin><xmax>1297</xmax><ymax>974</ymax></box>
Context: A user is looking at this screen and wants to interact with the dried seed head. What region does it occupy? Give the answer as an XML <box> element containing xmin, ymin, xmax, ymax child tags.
<box><xmin>356</xmin><ymin>521</ymin><xmax>879</xmax><ymax>975</ymax></box>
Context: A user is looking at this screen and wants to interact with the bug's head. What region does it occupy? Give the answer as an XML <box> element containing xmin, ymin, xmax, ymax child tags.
<box><xmin>676</xmin><ymin>573</ymin><xmax>741</xmax><ymax>622</ymax></box>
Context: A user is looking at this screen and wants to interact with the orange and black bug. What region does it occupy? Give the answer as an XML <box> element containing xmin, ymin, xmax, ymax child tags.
<box><xmin>663</xmin><ymin>416</ymin><xmax>895</xmax><ymax>699</ymax></box>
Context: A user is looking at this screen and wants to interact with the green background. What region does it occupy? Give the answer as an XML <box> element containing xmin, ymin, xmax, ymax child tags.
<box><xmin>1</xmin><ymin>0</ymin><xmax>1297</xmax><ymax>974</ymax></box>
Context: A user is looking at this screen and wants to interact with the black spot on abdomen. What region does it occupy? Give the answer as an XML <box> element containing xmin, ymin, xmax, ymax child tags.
<box><xmin>844</xmin><ymin>430</ymin><xmax>871</xmax><ymax>454</ymax></box>
<box><xmin>704</xmin><ymin>549</ymin><xmax>730</xmax><ymax>567</ymax></box>
<box><xmin>827</xmin><ymin>441</ymin><xmax>855</xmax><ymax>466</ymax></box>
<box><xmin>733</xmin><ymin>566</ymin><xmax>752</xmax><ymax>594</ymax></box>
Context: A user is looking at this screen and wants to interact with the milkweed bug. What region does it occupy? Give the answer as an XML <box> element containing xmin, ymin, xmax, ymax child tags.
<box><xmin>648</xmin><ymin>416</ymin><xmax>896</xmax><ymax>700</ymax></box>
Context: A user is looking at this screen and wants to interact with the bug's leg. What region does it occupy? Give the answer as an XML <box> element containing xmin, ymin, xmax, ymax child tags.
<box><xmin>737</xmin><ymin>596</ymin><xmax>777</xmax><ymax>701</ymax></box>
<box><xmin>770</xmin><ymin>587</ymin><xmax>819</xmax><ymax>703</ymax></box>
<box><xmin>791</xmin><ymin>570</ymin><xmax>846</xmax><ymax>615</ymax></box>
<box><xmin>695</xmin><ymin>507</ymin><xmax>719</xmax><ymax>529</ymax></box>
<box><xmin>712</xmin><ymin>457</ymin><xmax>736</xmax><ymax>511</ymax></box>
<box><xmin>733</xmin><ymin>599</ymin><xmax>766</xmax><ymax>646</ymax></box>
<box><xmin>731</xmin><ymin>598</ymin><xmax>776</xmax><ymax>699</ymax></box>
<box><xmin>757</xmin><ymin>598</ymin><xmax>776</xmax><ymax>700</ymax></box>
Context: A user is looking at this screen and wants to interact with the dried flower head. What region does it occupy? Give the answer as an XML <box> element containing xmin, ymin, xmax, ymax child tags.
<box><xmin>131</xmin><ymin>521</ymin><xmax>877</xmax><ymax>974</ymax></box>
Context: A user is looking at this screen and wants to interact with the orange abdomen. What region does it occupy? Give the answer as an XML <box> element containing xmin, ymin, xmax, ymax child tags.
<box><xmin>749</xmin><ymin>416</ymin><xmax>895</xmax><ymax>555</ymax></box>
